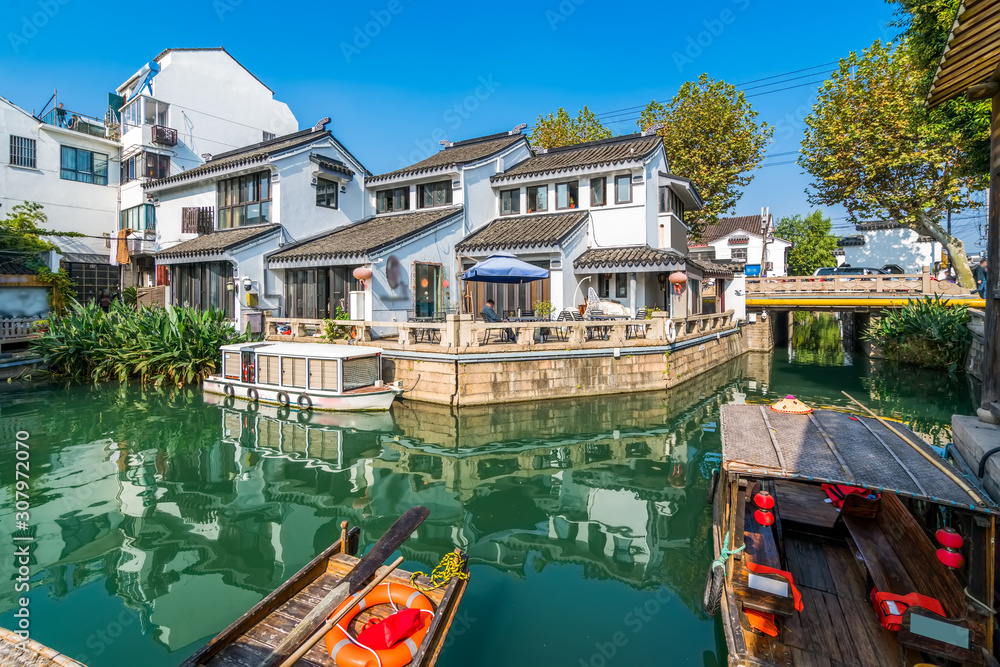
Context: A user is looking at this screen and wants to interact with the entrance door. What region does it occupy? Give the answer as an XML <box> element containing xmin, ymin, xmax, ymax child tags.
<box><xmin>414</xmin><ymin>263</ymin><xmax>442</xmax><ymax>317</ymax></box>
<box><xmin>241</xmin><ymin>350</ymin><xmax>256</xmax><ymax>382</ymax></box>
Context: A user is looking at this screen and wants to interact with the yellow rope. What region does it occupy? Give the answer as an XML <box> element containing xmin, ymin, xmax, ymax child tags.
<box><xmin>409</xmin><ymin>550</ymin><xmax>468</xmax><ymax>592</ymax></box>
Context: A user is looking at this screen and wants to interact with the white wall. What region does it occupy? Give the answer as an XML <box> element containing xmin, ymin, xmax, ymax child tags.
<box><xmin>0</xmin><ymin>98</ymin><xmax>119</xmax><ymax>237</ymax></box>
<box><xmin>843</xmin><ymin>228</ymin><xmax>939</xmax><ymax>273</ymax></box>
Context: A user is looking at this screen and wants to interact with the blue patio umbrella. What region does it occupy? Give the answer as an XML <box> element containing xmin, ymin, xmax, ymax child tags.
<box><xmin>461</xmin><ymin>252</ymin><xmax>550</xmax><ymax>284</ymax></box>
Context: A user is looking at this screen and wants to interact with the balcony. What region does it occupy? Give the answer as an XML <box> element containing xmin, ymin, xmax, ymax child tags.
<box><xmin>151</xmin><ymin>124</ymin><xmax>178</xmax><ymax>146</ymax></box>
<box><xmin>39</xmin><ymin>107</ymin><xmax>109</xmax><ymax>139</ymax></box>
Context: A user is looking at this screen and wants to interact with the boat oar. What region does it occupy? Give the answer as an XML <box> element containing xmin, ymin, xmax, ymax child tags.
<box><xmin>278</xmin><ymin>555</ymin><xmax>404</xmax><ymax>667</ymax></box>
<box><xmin>256</xmin><ymin>506</ymin><xmax>430</xmax><ymax>667</ymax></box>
<box><xmin>841</xmin><ymin>391</ymin><xmax>985</xmax><ymax>506</ymax></box>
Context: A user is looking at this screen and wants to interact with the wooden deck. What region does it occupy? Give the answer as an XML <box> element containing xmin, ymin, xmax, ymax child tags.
<box><xmin>0</xmin><ymin>627</ymin><xmax>86</xmax><ymax>667</ymax></box>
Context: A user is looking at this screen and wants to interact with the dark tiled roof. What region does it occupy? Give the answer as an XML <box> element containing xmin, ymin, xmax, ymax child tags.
<box><xmin>270</xmin><ymin>206</ymin><xmax>463</xmax><ymax>263</ymax></box>
<box><xmin>0</xmin><ymin>257</ymin><xmax>39</xmax><ymax>275</ymax></box>
<box><xmin>145</xmin><ymin>128</ymin><xmax>351</xmax><ymax>187</ymax></box>
<box><xmin>700</xmin><ymin>215</ymin><xmax>768</xmax><ymax>243</ymax></box>
<box><xmin>310</xmin><ymin>153</ymin><xmax>354</xmax><ymax>178</ymax></box>
<box><xmin>856</xmin><ymin>220</ymin><xmax>903</xmax><ymax>231</ymax></box>
<box><xmin>727</xmin><ymin>236</ymin><xmax>749</xmax><ymax>245</ymax></box>
<box><xmin>368</xmin><ymin>133</ymin><xmax>526</xmax><ymax>184</ymax></box>
<box><xmin>157</xmin><ymin>224</ymin><xmax>280</xmax><ymax>260</ymax></box>
<box><xmin>492</xmin><ymin>134</ymin><xmax>662</xmax><ymax>182</ymax></box>
<box><xmin>456</xmin><ymin>211</ymin><xmax>588</xmax><ymax>253</ymax></box>
<box><xmin>573</xmin><ymin>245</ymin><xmax>686</xmax><ymax>270</ymax></box>
<box><xmin>838</xmin><ymin>235</ymin><xmax>866</xmax><ymax>247</ymax></box>
<box><xmin>689</xmin><ymin>259</ymin><xmax>735</xmax><ymax>279</ymax></box>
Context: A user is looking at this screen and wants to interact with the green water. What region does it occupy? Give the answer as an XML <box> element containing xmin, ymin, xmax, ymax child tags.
<box><xmin>0</xmin><ymin>332</ymin><xmax>980</xmax><ymax>666</ymax></box>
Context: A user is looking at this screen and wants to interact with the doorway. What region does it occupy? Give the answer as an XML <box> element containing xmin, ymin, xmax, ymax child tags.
<box><xmin>414</xmin><ymin>263</ymin><xmax>442</xmax><ymax>317</ymax></box>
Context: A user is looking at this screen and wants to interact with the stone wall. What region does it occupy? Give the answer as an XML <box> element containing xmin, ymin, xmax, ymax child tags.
<box><xmin>382</xmin><ymin>327</ymin><xmax>748</xmax><ymax>406</ymax></box>
<box><xmin>744</xmin><ymin>315</ymin><xmax>774</xmax><ymax>352</ymax></box>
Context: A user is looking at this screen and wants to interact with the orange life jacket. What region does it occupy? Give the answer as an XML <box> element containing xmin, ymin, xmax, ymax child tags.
<box><xmin>745</xmin><ymin>560</ymin><xmax>804</xmax><ymax>612</ymax></box>
<box><xmin>821</xmin><ymin>483</ymin><xmax>879</xmax><ymax>509</ymax></box>
<box><xmin>870</xmin><ymin>588</ymin><xmax>946</xmax><ymax>631</ymax></box>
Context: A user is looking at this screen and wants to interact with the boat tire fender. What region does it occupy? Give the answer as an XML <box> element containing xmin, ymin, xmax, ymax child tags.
<box><xmin>247</xmin><ymin>387</ymin><xmax>259</xmax><ymax>403</ymax></box>
<box><xmin>296</xmin><ymin>409</ymin><xmax>312</xmax><ymax>424</ymax></box>
<box><xmin>277</xmin><ymin>405</ymin><xmax>291</xmax><ymax>421</ymax></box>
<box><xmin>276</xmin><ymin>391</ymin><xmax>290</xmax><ymax>407</ymax></box>
<box><xmin>665</xmin><ymin>319</ymin><xmax>677</xmax><ymax>343</ymax></box>
<box><xmin>703</xmin><ymin>566</ymin><xmax>724</xmax><ymax>615</ymax></box>
<box><xmin>297</xmin><ymin>394</ymin><xmax>313</xmax><ymax>410</ymax></box>
<box><xmin>223</xmin><ymin>384</ymin><xmax>235</xmax><ymax>397</ymax></box>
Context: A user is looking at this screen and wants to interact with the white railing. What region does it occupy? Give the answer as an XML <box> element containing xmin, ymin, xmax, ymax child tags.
<box><xmin>746</xmin><ymin>273</ymin><xmax>971</xmax><ymax>296</ymax></box>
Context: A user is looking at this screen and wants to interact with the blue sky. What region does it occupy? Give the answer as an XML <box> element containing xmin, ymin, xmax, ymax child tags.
<box><xmin>0</xmin><ymin>0</ymin><xmax>987</xmax><ymax>253</ymax></box>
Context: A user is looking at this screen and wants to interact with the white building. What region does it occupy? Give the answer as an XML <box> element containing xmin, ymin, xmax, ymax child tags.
<box><xmin>115</xmin><ymin>47</ymin><xmax>299</xmax><ymax>288</ymax></box>
<box><xmin>688</xmin><ymin>213</ymin><xmax>791</xmax><ymax>277</ymax></box>
<box><xmin>839</xmin><ymin>220</ymin><xmax>942</xmax><ymax>273</ymax></box>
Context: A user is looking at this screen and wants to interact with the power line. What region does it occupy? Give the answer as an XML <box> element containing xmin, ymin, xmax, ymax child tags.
<box><xmin>731</xmin><ymin>61</ymin><xmax>840</xmax><ymax>87</ymax></box>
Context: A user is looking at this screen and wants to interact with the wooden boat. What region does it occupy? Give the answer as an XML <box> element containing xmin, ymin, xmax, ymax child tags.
<box><xmin>710</xmin><ymin>401</ymin><xmax>999</xmax><ymax>666</ymax></box>
<box><xmin>204</xmin><ymin>342</ymin><xmax>403</xmax><ymax>412</ymax></box>
<box><xmin>181</xmin><ymin>524</ymin><xmax>469</xmax><ymax>667</ymax></box>
<box><xmin>0</xmin><ymin>628</ymin><xmax>86</xmax><ymax>667</ymax></box>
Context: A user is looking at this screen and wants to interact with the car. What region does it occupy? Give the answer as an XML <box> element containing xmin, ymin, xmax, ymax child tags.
<box><xmin>880</xmin><ymin>264</ymin><xmax>906</xmax><ymax>274</ymax></box>
<box><xmin>812</xmin><ymin>266</ymin><xmax>887</xmax><ymax>276</ymax></box>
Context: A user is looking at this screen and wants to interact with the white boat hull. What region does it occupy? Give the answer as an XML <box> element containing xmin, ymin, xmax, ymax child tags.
<box><xmin>203</xmin><ymin>377</ymin><xmax>402</xmax><ymax>412</ymax></box>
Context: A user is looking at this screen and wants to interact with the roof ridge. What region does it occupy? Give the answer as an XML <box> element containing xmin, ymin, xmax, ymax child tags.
<box><xmin>209</xmin><ymin>127</ymin><xmax>321</xmax><ymax>161</ymax></box>
<box><xmin>541</xmin><ymin>132</ymin><xmax>645</xmax><ymax>154</ymax></box>
<box><xmin>450</xmin><ymin>131</ymin><xmax>519</xmax><ymax>147</ymax></box>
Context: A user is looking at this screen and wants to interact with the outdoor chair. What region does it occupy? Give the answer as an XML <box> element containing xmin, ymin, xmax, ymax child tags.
<box><xmin>628</xmin><ymin>308</ymin><xmax>648</xmax><ymax>339</ymax></box>
<box><xmin>479</xmin><ymin>311</ymin><xmax>513</xmax><ymax>346</ymax></box>
<box><xmin>554</xmin><ymin>309</ymin><xmax>575</xmax><ymax>342</ymax></box>
<box><xmin>585</xmin><ymin>308</ymin><xmax>610</xmax><ymax>341</ymax></box>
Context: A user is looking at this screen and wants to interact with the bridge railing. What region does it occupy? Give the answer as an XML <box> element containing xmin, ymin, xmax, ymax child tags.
<box><xmin>746</xmin><ymin>273</ymin><xmax>971</xmax><ymax>296</ymax></box>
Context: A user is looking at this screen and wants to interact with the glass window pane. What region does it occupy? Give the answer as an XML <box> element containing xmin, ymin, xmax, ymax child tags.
<box><xmin>60</xmin><ymin>146</ymin><xmax>76</xmax><ymax>180</ymax></box>
<box><xmin>94</xmin><ymin>153</ymin><xmax>108</xmax><ymax>185</ymax></box>
<box><xmin>260</xmin><ymin>201</ymin><xmax>270</xmax><ymax>224</ymax></box>
<box><xmin>232</xmin><ymin>206</ymin><xmax>246</xmax><ymax>227</ymax></box>
<box><xmin>246</xmin><ymin>203</ymin><xmax>260</xmax><ymax>226</ymax></box>
<box><xmin>260</xmin><ymin>173</ymin><xmax>269</xmax><ymax>201</ymax></box>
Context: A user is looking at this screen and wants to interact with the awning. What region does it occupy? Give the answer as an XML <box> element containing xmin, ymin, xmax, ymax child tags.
<box><xmin>461</xmin><ymin>252</ymin><xmax>549</xmax><ymax>284</ymax></box>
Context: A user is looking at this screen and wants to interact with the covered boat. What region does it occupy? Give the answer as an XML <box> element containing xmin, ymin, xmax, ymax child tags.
<box><xmin>204</xmin><ymin>342</ymin><xmax>402</xmax><ymax>412</ymax></box>
<box><xmin>710</xmin><ymin>402</ymin><xmax>999</xmax><ymax>666</ymax></box>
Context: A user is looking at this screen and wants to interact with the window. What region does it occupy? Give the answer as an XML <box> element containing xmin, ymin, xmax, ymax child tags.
<box><xmin>286</xmin><ymin>268</ymin><xmax>331</xmax><ymax>319</ymax></box>
<box><xmin>316</xmin><ymin>179</ymin><xmax>339</xmax><ymax>209</ymax></box>
<box><xmin>120</xmin><ymin>204</ymin><xmax>156</xmax><ymax>232</ymax></box>
<box><xmin>616</xmin><ymin>273</ymin><xmax>628</xmax><ymax>299</ymax></box>
<box><xmin>121</xmin><ymin>154</ymin><xmax>137</xmax><ymax>184</ymax></box>
<box><xmin>9</xmin><ymin>136</ymin><xmax>35</xmax><ymax>168</ymax></box>
<box><xmin>182</xmin><ymin>207</ymin><xmax>214</xmax><ymax>234</ymax></box>
<box><xmin>731</xmin><ymin>248</ymin><xmax>748</xmax><ymax>262</ymax></box>
<box><xmin>144</xmin><ymin>152</ymin><xmax>170</xmax><ymax>180</ymax></box>
<box><xmin>598</xmin><ymin>273</ymin><xmax>611</xmax><ymax>299</ymax></box>
<box><xmin>262</xmin><ymin>130</ymin><xmax>276</xmax><ymax>141</ymax></box>
<box><xmin>500</xmin><ymin>188</ymin><xmax>520</xmax><ymax>215</ymax></box>
<box><xmin>170</xmin><ymin>261</ymin><xmax>235</xmax><ymax>318</ymax></box>
<box><xmin>376</xmin><ymin>186</ymin><xmax>409</xmax><ymax>213</ymax></box>
<box><xmin>615</xmin><ymin>174</ymin><xmax>632</xmax><ymax>204</ymax></box>
<box><xmin>143</xmin><ymin>98</ymin><xmax>169</xmax><ymax>127</ymax></box>
<box><xmin>60</xmin><ymin>146</ymin><xmax>108</xmax><ymax>185</ymax></box>
<box><xmin>122</xmin><ymin>100</ymin><xmax>142</xmax><ymax>131</ymax></box>
<box><xmin>417</xmin><ymin>180</ymin><xmax>452</xmax><ymax>208</ymax></box>
<box><xmin>590</xmin><ymin>177</ymin><xmax>606</xmax><ymax>207</ymax></box>
<box><xmin>527</xmin><ymin>185</ymin><xmax>547</xmax><ymax>213</ymax></box>
<box><xmin>556</xmin><ymin>181</ymin><xmax>579</xmax><ymax>210</ymax></box>
<box><xmin>64</xmin><ymin>261</ymin><xmax>117</xmax><ymax>306</ymax></box>
<box><xmin>659</xmin><ymin>186</ymin><xmax>685</xmax><ymax>219</ymax></box>
<box><xmin>217</xmin><ymin>171</ymin><xmax>271</xmax><ymax>229</ymax></box>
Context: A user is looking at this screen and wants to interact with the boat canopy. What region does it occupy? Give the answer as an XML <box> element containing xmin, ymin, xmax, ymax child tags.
<box><xmin>721</xmin><ymin>404</ymin><xmax>999</xmax><ymax>515</ymax></box>
<box><xmin>219</xmin><ymin>342</ymin><xmax>383</xmax><ymax>359</ymax></box>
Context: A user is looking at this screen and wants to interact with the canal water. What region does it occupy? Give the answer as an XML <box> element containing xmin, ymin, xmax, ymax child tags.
<box><xmin>0</xmin><ymin>318</ymin><xmax>980</xmax><ymax>666</ymax></box>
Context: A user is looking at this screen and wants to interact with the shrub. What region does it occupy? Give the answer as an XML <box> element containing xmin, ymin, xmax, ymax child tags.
<box><xmin>863</xmin><ymin>296</ymin><xmax>971</xmax><ymax>370</ymax></box>
<box><xmin>31</xmin><ymin>301</ymin><xmax>257</xmax><ymax>386</ymax></box>
<box><xmin>322</xmin><ymin>306</ymin><xmax>353</xmax><ymax>340</ymax></box>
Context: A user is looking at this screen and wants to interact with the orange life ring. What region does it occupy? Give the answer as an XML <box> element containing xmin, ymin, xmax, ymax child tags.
<box><xmin>324</xmin><ymin>583</ymin><xmax>434</xmax><ymax>667</ymax></box>
<box><xmin>351</xmin><ymin>326</ymin><xmax>360</xmax><ymax>340</ymax></box>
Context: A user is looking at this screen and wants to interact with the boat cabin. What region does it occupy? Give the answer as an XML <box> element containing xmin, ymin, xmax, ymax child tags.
<box><xmin>220</xmin><ymin>342</ymin><xmax>382</xmax><ymax>394</ymax></box>
<box><xmin>714</xmin><ymin>404</ymin><xmax>999</xmax><ymax>666</ymax></box>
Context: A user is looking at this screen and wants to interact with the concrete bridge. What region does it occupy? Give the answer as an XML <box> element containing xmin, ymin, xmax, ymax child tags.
<box><xmin>745</xmin><ymin>272</ymin><xmax>986</xmax><ymax>312</ymax></box>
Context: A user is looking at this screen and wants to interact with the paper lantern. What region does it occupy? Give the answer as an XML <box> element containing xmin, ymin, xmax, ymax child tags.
<box><xmin>937</xmin><ymin>547</ymin><xmax>965</xmax><ymax>569</ymax></box>
<box><xmin>669</xmin><ymin>272</ymin><xmax>687</xmax><ymax>284</ymax></box>
<box><xmin>935</xmin><ymin>527</ymin><xmax>963</xmax><ymax>550</ymax></box>
<box><xmin>936</xmin><ymin>527</ymin><xmax>964</xmax><ymax>569</ymax></box>
<box><xmin>753</xmin><ymin>490</ymin><xmax>775</xmax><ymax>509</ymax></box>
<box><xmin>754</xmin><ymin>508</ymin><xmax>775</xmax><ymax>526</ymax></box>
<box><xmin>353</xmin><ymin>267</ymin><xmax>373</xmax><ymax>281</ymax></box>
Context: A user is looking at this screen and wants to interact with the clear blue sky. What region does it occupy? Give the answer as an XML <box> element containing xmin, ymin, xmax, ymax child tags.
<box><xmin>0</xmin><ymin>0</ymin><xmax>986</xmax><ymax>253</ymax></box>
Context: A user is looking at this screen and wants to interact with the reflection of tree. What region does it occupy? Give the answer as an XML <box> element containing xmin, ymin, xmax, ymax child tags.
<box><xmin>790</xmin><ymin>312</ymin><xmax>845</xmax><ymax>366</ymax></box>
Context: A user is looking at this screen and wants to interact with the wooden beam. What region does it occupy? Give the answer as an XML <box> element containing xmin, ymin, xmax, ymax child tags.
<box><xmin>969</xmin><ymin>82</ymin><xmax>1000</xmax><ymax>101</ymax></box>
<box><xmin>984</xmin><ymin>94</ymin><xmax>1000</xmax><ymax>408</ymax></box>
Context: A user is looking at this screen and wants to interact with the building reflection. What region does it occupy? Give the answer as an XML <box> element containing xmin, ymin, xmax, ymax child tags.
<box><xmin>0</xmin><ymin>359</ymin><xmax>748</xmax><ymax>654</ymax></box>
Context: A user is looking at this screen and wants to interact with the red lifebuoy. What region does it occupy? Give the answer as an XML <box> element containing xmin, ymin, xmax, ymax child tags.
<box><xmin>324</xmin><ymin>583</ymin><xmax>433</xmax><ymax>667</ymax></box>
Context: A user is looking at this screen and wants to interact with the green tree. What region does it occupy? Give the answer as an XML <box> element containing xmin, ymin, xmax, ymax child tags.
<box><xmin>0</xmin><ymin>202</ymin><xmax>55</xmax><ymax>253</ymax></box>
<box><xmin>639</xmin><ymin>75</ymin><xmax>772</xmax><ymax>239</ymax></box>
<box><xmin>775</xmin><ymin>210</ymin><xmax>839</xmax><ymax>276</ymax></box>
<box><xmin>799</xmin><ymin>41</ymin><xmax>982</xmax><ymax>288</ymax></box>
<box><xmin>889</xmin><ymin>0</ymin><xmax>990</xmax><ymax>178</ymax></box>
<box><xmin>529</xmin><ymin>105</ymin><xmax>611</xmax><ymax>149</ymax></box>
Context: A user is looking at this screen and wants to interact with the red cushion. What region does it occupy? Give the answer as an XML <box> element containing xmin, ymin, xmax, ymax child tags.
<box><xmin>356</xmin><ymin>608</ymin><xmax>424</xmax><ymax>650</ymax></box>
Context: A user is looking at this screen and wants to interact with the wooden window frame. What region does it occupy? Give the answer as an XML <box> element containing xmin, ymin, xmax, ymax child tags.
<box><xmin>614</xmin><ymin>174</ymin><xmax>632</xmax><ymax>204</ymax></box>
<box><xmin>590</xmin><ymin>177</ymin><xmax>606</xmax><ymax>207</ymax></box>
<box><xmin>500</xmin><ymin>188</ymin><xmax>520</xmax><ymax>216</ymax></box>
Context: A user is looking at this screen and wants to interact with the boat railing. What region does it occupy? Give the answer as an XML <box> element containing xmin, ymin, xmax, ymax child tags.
<box><xmin>263</xmin><ymin>311</ymin><xmax>737</xmax><ymax>350</ymax></box>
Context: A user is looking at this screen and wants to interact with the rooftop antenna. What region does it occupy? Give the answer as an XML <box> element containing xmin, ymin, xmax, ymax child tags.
<box><xmin>510</xmin><ymin>123</ymin><xmax>527</xmax><ymax>135</ymax></box>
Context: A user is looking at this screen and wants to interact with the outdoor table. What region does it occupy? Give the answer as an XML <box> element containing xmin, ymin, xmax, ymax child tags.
<box><xmin>510</xmin><ymin>316</ymin><xmax>550</xmax><ymax>343</ymax></box>
<box><xmin>408</xmin><ymin>317</ymin><xmax>443</xmax><ymax>343</ymax></box>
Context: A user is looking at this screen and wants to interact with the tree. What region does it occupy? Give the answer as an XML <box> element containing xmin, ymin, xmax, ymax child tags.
<box><xmin>799</xmin><ymin>41</ymin><xmax>982</xmax><ymax>288</ymax></box>
<box><xmin>0</xmin><ymin>202</ymin><xmax>55</xmax><ymax>253</ymax></box>
<box><xmin>529</xmin><ymin>105</ymin><xmax>611</xmax><ymax>149</ymax></box>
<box><xmin>639</xmin><ymin>75</ymin><xmax>772</xmax><ymax>239</ymax></box>
<box><xmin>775</xmin><ymin>210</ymin><xmax>839</xmax><ymax>276</ymax></box>
<box><xmin>889</xmin><ymin>0</ymin><xmax>990</xmax><ymax>180</ymax></box>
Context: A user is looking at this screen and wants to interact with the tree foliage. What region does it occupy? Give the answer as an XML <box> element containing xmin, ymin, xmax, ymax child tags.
<box><xmin>889</xmin><ymin>0</ymin><xmax>990</xmax><ymax>178</ymax></box>
<box><xmin>529</xmin><ymin>106</ymin><xmax>611</xmax><ymax>149</ymax></box>
<box><xmin>799</xmin><ymin>41</ymin><xmax>982</xmax><ymax>288</ymax></box>
<box><xmin>639</xmin><ymin>75</ymin><xmax>772</xmax><ymax>239</ymax></box>
<box><xmin>0</xmin><ymin>202</ymin><xmax>56</xmax><ymax>253</ymax></box>
<box><xmin>775</xmin><ymin>210</ymin><xmax>839</xmax><ymax>276</ymax></box>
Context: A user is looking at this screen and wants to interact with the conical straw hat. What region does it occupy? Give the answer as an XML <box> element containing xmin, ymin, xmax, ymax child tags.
<box><xmin>770</xmin><ymin>395</ymin><xmax>813</xmax><ymax>414</ymax></box>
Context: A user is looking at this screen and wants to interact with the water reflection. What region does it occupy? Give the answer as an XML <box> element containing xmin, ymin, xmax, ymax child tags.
<box><xmin>0</xmin><ymin>360</ymin><xmax>745</xmax><ymax>666</ymax></box>
<box><xmin>787</xmin><ymin>312</ymin><xmax>851</xmax><ymax>366</ymax></box>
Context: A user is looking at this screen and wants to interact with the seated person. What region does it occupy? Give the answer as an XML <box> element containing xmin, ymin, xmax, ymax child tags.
<box><xmin>481</xmin><ymin>299</ymin><xmax>514</xmax><ymax>341</ymax></box>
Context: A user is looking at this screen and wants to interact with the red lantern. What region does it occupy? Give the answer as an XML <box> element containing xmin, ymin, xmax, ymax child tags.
<box><xmin>669</xmin><ymin>272</ymin><xmax>687</xmax><ymax>284</ymax></box>
<box><xmin>442</xmin><ymin>280</ymin><xmax>449</xmax><ymax>288</ymax></box>
<box><xmin>353</xmin><ymin>266</ymin><xmax>373</xmax><ymax>281</ymax></box>
<box><xmin>753</xmin><ymin>490</ymin><xmax>775</xmax><ymax>526</ymax></box>
<box><xmin>936</xmin><ymin>527</ymin><xmax>965</xmax><ymax>569</ymax></box>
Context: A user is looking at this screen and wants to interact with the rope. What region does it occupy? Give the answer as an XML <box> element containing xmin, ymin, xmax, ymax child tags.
<box><xmin>409</xmin><ymin>551</ymin><xmax>469</xmax><ymax>592</ymax></box>
<box><xmin>712</xmin><ymin>534</ymin><xmax>745</xmax><ymax>571</ymax></box>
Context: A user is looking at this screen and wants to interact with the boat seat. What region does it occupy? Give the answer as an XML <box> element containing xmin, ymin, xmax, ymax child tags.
<box><xmin>734</xmin><ymin>483</ymin><xmax>797</xmax><ymax>618</ymax></box>
<box><xmin>842</xmin><ymin>493</ymin><xmax>982</xmax><ymax>664</ymax></box>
